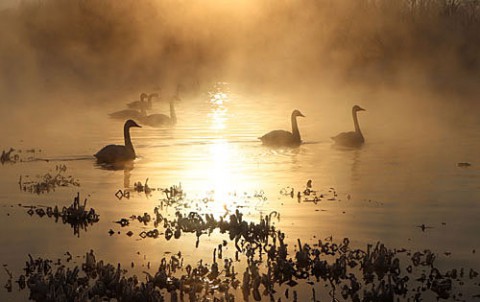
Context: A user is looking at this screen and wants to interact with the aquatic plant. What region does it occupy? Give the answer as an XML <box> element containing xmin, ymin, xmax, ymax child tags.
<box><xmin>0</xmin><ymin>148</ymin><xmax>18</xmax><ymax>164</ymax></box>
<box><xmin>12</xmin><ymin>231</ymin><xmax>480</xmax><ymax>302</ymax></box>
<box><xmin>23</xmin><ymin>193</ymin><xmax>99</xmax><ymax>237</ymax></box>
<box><xmin>19</xmin><ymin>165</ymin><xmax>80</xmax><ymax>194</ymax></box>
<box><xmin>9</xmin><ymin>185</ymin><xmax>480</xmax><ymax>301</ymax></box>
<box><xmin>1</xmin><ymin>148</ymin><xmax>41</xmax><ymax>165</ymax></box>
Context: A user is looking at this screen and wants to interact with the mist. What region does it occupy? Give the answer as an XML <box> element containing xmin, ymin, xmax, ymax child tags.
<box><xmin>0</xmin><ymin>0</ymin><xmax>479</xmax><ymax>131</ymax></box>
<box><xmin>2</xmin><ymin>2</ymin><xmax>480</xmax><ymax>301</ymax></box>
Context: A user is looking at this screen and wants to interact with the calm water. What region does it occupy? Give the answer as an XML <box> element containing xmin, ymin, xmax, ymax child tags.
<box><xmin>1</xmin><ymin>83</ymin><xmax>479</xmax><ymax>301</ymax></box>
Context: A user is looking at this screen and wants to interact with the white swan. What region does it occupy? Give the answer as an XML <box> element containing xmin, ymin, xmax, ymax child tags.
<box><xmin>141</xmin><ymin>95</ymin><xmax>179</xmax><ymax>127</ymax></box>
<box><xmin>94</xmin><ymin>120</ymin><xmax>141</xmax><ymax>163</ymax></box>
<box><xmin>259</xmin><ymin>109</ymin><xmax>305</xmax><ymax>147</ymax></box>
<box><xmin>126</xmin><ymin>93</ymin><xmax>148</xmax><ymax>110</ymax></box>
<box><xmin>331</xmin><ymin>105</ymin><xmax>366</xmax><ymax>147</ymax></box>
<box><xmin>127</xmin><ymin>93</ymin><xmax>158</xmax><ymax>110</ymax></box>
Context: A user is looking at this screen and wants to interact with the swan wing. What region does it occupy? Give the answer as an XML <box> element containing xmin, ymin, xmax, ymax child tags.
<box><xmin>95</xmin><ymin>145</ymin><xmax>132</xmax><ymax>163</ymax></box>
<box><xmin>331</xmin><ymin>131</ymin><xmax>364</xmax><ymax>146</ymax></box>
<box><xmin>109</xmin><ymin>110</ymin><xmax>142</xmax><ymax>119</ymax></box>
<box><xmin>260</xmin><ymin>130</ymin><xmax>296</xmax><ymax>146</ymax></box>
<box><xmin>143</xmin><ymin>114</ymin><xmax>171</xmax><ymax>126</ymax></box>
<box><xmin>127</xmin><ymin>101</ymin><xmax>150</xmax><ymax>110</ymax></box>
<box><xmin>126</xmin><ymin>101</ymin><xmax>140</xmax><ymax>109</ymax></box>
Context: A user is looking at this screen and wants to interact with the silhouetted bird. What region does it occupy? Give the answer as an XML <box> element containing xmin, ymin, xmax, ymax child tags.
<box><xmin>109</xmin><ymin>93</ymin><xmax>150</xmax><ymax>120</ymax></box>
<box><xmin>109</xmin><ymin>108</ymin><xmax>145</xmax><ymax>120</ymax></box>
<box><xmin>125</xmin><ymin>92</ymin><xmax>148</xmax><ymax>110</ymax></box>
<box><xmin>331</xmin><ymin>105</ymin><xmax>366</xmax><ymax>147</ymax></box>
<box><xmin>94</xmin><ymin>120</ymin><xmax>141</xmax><ymax>163</ymax></box>
<box><xmin>259</xmin><ymin>109</ymin><xmax>305</xmax><ymax>147</ymax></box>
<box><xmin>141</xmin><ymin>95</ymin><xmax>179</xmax><ymax>127</ymax></box>
<box><xmin>127</xmin><ymin>92</ymin><xmax>158</xmax><ymax>110</ymax></box>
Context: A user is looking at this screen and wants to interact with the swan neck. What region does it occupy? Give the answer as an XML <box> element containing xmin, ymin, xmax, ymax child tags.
<box><xmin>352</xmin><ymin>109</ymin><xmax>362</xmax><ymax>136</ymax></box>
<box><xmin>170</xmin><ymin>102</ymin><xmax>176</xmax><ymax>123</ymax></box>
<box><xmin>291</xmin><ymin>114</ymin><xmax>300</xmax><ymax>141</ymax></box>
<box><xmin>124</xmin><ymin>124</ymin><xmax>134</xmax><ymax>154</ymax></box>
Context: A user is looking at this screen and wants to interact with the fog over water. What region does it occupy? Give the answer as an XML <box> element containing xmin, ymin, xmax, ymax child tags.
<box><xmin>0</xmin><ymin>1</ymin><xmax>479</xmax><ymax>301</ymax></box>
<box><xmin>0</xmin><ymin>0</ymin><xmax>478</xmax><ymax>133</ymax></box>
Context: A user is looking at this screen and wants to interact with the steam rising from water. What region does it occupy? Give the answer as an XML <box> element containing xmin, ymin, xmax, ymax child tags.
<box><xmin>0</xmin><ymin>0</ymin><xmax>479</xmax><ymax>137</ymax></box>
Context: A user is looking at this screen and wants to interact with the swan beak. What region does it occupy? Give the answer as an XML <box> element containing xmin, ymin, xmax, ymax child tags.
<box><xmin>358</xmin><ymin>107</ymin><xmax>366</xmax><ymax>111</ymax></box>
<box><xmin>300</xmin><ymin>113</ymin><xmax>306</xmax><ymax>117</ymax></box>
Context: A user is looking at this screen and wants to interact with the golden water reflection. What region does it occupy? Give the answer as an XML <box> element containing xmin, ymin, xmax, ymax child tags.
<box><xmin>2</xmin><ymin>83</ymin><xmax>480</xmax><ymax>301</ymax></box>
<box><xmin>208</xmin><ymin>90</ymin><xmax>229</xmax><ymax>131</ymax></box>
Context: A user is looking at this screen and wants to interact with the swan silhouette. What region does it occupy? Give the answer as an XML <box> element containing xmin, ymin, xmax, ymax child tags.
<box><xmin>259</xmin><ymin>109</ymin><xmax>305</xmax><ymax>147</ymax></box>
<box><xmin>331</xmin><ymin>105</ymin><xmax>366</xmax><ymax>147</ymax></box>
<box><xmin>109</xmin><ymin>108</ymin><xmax>145</xmax><ymax>120</ymax></box>
<box><xmin>127</xmin><ymin>93</ymin><xmax>158</xmax><ymax>110</ymax></box>
<box><xmin>141</xmin><ymin>95</ymin><xmax>179</xmax><ymax>127</ymax></box>
<box><xmin>109</xmin><ymin>93</ymin><xmax>149</xmax><ymax>120</ymax></box>
<box><xmin>94</xmin><ymin>120</ymin><xmax>141</xmax><ymax>163</ymax></box>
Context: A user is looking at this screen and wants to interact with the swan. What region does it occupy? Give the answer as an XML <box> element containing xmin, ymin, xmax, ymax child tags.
<box><xmin>125</xmin><ymin>93</ymin><xmax>148</xmax><ymax>110</ymax></box>
<box><xmin>331</xmin><ymin>105</ymin><xmax>366</xmax><ymax>147</ymax></box>
<box><xmin>259</xmin><ymin>109</ymin><xmax>305</xmax><ymax>147</ymax></box>
<box><xmin>94</xmin><ymin>119</ymin><xmax>141</xmax><ymax>163</ymax></box>
<box><xmin>127</xmin><ymin>93</ymin><xmax>158</xmax><ymax>110</ymax></box>
<box><xmin>109</xmin><ymin>108</ymin><xmax>145</xmax><ymax>120</ymax></box>
<box><xmin>109</xmin><ymin>93</ymin><xmax>152</xmax><ymax>119</ymax></box>
<box><xmin>141</xmin><ymin>95</ymin><xmax>179</xmax><ymax>127</ymax></box>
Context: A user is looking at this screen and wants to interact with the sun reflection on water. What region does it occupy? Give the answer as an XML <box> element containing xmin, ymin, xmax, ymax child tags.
<box><xmin>206</xmin><ymin>139</ymin><xmax>234</xmax><ymax>208</ymax></box>
<box><xmin>208</xmin><ymin>107</ymin><xmax>228</xmax><ymax>131</ymax></box>
<box><xmin>143</xmin><ymin>83</ymin><xmax>263</xmax><ymax>214</ymax></box>
<box><xmin>206</xmin><ymin>87</ymin><xmax>231</xmax><ymax>206</ymax></box>
<box><xmin>201</xmin><ymin>85</ymin><xmax>245</xmax><ymax>208</ymax></box>
<box><xmin>208</xmin><ymin>89</ymin><xmax>230</xmax><ymax>131</ymax></box>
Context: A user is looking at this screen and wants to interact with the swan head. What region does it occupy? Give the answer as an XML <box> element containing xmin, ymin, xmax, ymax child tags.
<box><xmin>125</xmin><ymin>119</ymin><xmax>142</xmax><ymax>129</ymax></box>
<box><xmin>353</xmin><ymin>105</ymin><xmax>366</xmax><ymax>112</ymax></box>
<box><xmin>292</xmin><ymin>109</ymin><xmax>305</xmax><ymax>118</ymax></box>
<box><xmin>140</xmin><ymin>93</ymin><xmax>148</xmax><ymax>101</ymax></box>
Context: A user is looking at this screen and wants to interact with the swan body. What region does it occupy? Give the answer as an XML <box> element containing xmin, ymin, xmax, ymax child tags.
<box><xmin>95</xmin><ymin>120</ymin><xmax>141</xmax><ymax>163</ymax></box>
<box><xmin>260</xmin><ymin>109</ymin><xmax>305</xmax><ymax>147</ymax></box>
<box><xmin>126</xmin><ymin>93</ymin><xmax>148</xmax><ymax>110</ymax></box>
<box><xmin>109</xmin><ymin>109</ymin><xmax>145</xmax><ymax>120</ymax></box>
<box><xmin>127</xmin><ymin>93</ymin><xmax>158</xmax><ymax>110</ymax></box>
<box><xmin>141</xmin><ymin>96</ymin><xmax>178</xmax><ymax>127</ymax></box>
<box><xmin>331</xmin><ymin>105</ymin><xmax>365</xmax><ymax>147</ymax></box>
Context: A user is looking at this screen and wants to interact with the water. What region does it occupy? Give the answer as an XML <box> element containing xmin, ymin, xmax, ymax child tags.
<box><xmin>1</xmin><ymin>83</ymin><xmax>479</xmax><ymax>301</ymax></box>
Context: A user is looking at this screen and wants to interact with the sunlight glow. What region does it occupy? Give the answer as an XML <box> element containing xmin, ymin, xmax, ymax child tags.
<box><xmin>209</xmin><ymin>107</ymin><xmax>227</xmax><ymax>130</ymax></box>
<box><xmin>208</xmin><ymin>90</ymin><xmax>229</xmax><ymax>130</ymax></box>
<box><xmin>206</xmin><ymin>139</ymin><xmax>235</xmax><ymax>210</ymax></box>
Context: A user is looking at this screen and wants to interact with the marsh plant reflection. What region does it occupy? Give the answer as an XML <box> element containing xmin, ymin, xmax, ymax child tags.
<box><xmin>16</xmin><ymin>200</ymin><xmax>479</xmax><ymax>301</ymax></box>
<box><xmin>24</xmin><ymin>193</ymin><xmax>99</xmax><ymax>237</ymax></box>
<box><xmin>15</xmin><ymin>183</ymin><xmax>471</xmax><ymax>301</ymax></box>
<box><xmin>19</xmin><ymin>164</ymin><xmax>80</xmax><ymax>194</ymax></box>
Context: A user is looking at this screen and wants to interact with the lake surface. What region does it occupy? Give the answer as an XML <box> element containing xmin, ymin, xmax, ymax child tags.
<box><xmin>1</xmin><ymin>82</ymin><xmax>479</xmax><ymax>301</ymax></box>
